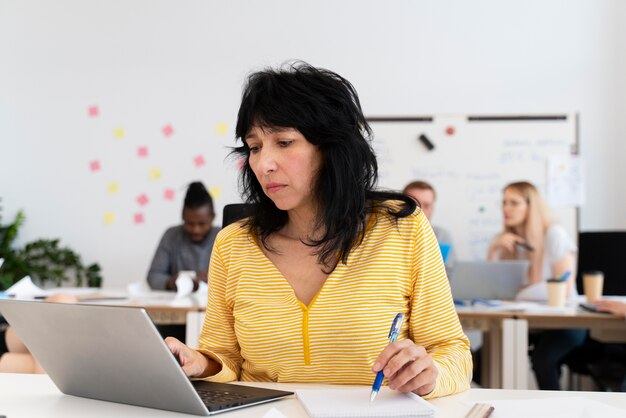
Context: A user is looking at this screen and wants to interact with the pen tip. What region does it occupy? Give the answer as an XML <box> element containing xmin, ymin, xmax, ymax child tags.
<box><xmin>370</xmin><ymin>391</ymin><xmax>377</xmax><ymax>403</ymax></box>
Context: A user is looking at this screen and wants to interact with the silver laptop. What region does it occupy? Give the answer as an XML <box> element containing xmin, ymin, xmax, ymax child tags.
<box><xmin>449</xmin><ymin>260</ymin><xmax>529</xmax><ymax>301</ymax></box>
<box><xmin>0</xmin><ymin>300</ymin><xmax>292</xmax><ymax>415</ymax></box>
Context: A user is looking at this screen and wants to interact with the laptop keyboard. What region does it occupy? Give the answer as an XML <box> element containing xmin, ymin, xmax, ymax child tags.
<box><xmin>197</xmin><ymin>388</ymin><xmax>252</xmax><ymax>406</ymax></box>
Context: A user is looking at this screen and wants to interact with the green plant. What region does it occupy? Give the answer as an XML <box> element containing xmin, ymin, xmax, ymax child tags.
<box><xmin>0</xmin><ymin>206</ymin><xmax>102</xmax><ymax>290</ymax></box>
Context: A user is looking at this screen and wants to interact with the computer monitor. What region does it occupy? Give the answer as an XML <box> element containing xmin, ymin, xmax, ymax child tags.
<box><xmin>576</xmin><ymin>231</ymin><xmax>626</xmax><ymax>296</ymax></box>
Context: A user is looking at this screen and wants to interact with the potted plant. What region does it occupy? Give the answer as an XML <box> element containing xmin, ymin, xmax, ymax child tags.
<box><xmin>0</xmin><ymin>203</ymin><xmax>102</xmax><ymax>291</ymax></box>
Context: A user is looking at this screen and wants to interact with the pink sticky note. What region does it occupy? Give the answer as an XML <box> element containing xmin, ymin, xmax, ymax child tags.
<box><xmin>89</xmin><ymin>160</ymin><xmax>101</xmax><ymax>172</ymax></box>
<box><xmin>137</xmin><ymin>146</ymin><xmax>149</xmax><ymax>157</ymax></box>
<box><xmin>137</xmin><ymin>194</ymin><xmax>149</xmax><ymax>206</ymax></box>
<box><xmin>164</xmin><ymin>188</ymin><xmax>175</xmax><ymax>201</ymax></box>
<box><xmin>133</xmin><ymin>213</ymin><xmax>145</xmax><ymax>224</ymax></box>
<box><xmin>88</xmin><ymin>105</ymin><xmax>99</xmax><ymax>117</ymax></box>
<box><xmin>162</xmin><ymin>124</ymin><xmax>174</xmax><ymax>137</ymax></box>
<box><xmin>193</xmin><ymin>154</ymin><xmax>205</xmax><ymax>167</ymax></box>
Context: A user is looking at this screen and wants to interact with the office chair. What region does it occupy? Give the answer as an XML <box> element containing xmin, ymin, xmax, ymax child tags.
<box><xmin>222</xmin><ymin>203</ymin><xmax>256</xmax><ymax>228</ymax></box>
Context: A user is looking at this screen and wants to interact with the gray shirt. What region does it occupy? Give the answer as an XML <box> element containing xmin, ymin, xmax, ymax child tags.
<box><xmin>147</xmin><ymin>225</ymin><xmax>220</xmax><ymax>290</ymax></box>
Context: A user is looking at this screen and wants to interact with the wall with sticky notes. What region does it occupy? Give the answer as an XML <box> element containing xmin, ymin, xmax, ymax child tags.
<box><xmin>0</xmin><ymin>1</ymin><xmax>624</xmax><ymax>287</ymax></box>
<box><xmin>369</xmin><ymin>115</ymin><xmax>578</xmax><ymax>260</ymax></box>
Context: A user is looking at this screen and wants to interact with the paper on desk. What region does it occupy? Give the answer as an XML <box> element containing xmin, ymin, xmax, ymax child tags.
<box><xmin>262</xmin><ymin>407</ymin><xmax>288</xmax><ymax>418</ymax></box>
<box><xmin>6</xmin><ymin>276</ymin><xmax>45</xmax><ymax>299</ymax></box>
<box><xmin>484</xmin><ymin>397</ymin><xmax>624</xmax><ymax>418</ymax></box>
<box><xmin>175</xmin><ymin>273</ymin><xmax>195</xmax><ymax>298</ymax></box>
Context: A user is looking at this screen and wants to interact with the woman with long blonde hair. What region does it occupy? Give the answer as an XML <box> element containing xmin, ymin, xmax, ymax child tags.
<box><xmin>488</xmin><ymin>181</ymin><xmax>585</xmax><ymax>390</ymax></box>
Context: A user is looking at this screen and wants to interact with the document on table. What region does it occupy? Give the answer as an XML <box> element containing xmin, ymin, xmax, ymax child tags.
<box><xmin>296</xmin><ymin>387</ymin><xmax>435</xmax><ymax>418</ymax></box>
<box><xmin>481</xmin><ymin>397</ymin><xmax>624</xmax><ymax>418</ymax></box>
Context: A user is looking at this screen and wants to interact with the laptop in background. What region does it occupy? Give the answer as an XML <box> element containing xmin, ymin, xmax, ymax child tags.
<box><xmin>450</xmin><ymin>260</ymin><xmax>529</xmax><ymax>301</ymax></box>
<box><xmin>0</xmin><ymin>300</ymin><xmax>292</xmax><ymax>416</ymax></box>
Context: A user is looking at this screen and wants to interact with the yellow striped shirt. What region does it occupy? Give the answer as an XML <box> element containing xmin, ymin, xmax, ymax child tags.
<box><xmin>197</xmin><ymin>204</ymin><xmax>471</xmax><ymax>398</ymax></box>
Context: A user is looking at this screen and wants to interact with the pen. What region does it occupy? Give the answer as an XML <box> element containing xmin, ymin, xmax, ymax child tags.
<box><xmin>515</xmin><ymin>241</ymin><xmax>534</xmax><ymax>252</ymax></box>
<box><xmin>559</xmin><ymin>271</ymin><xmax>571</xmax><ymax>282</ymax></box>
<box><xmin>370</xmin><ymin>313</ymin><xmax>405</xmax><ymax>403</ymax></box>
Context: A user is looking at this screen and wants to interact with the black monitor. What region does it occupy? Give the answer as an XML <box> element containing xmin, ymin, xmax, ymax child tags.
<box><xmin>576</xmin><ymin>231</ymin><xmax>626</xmax><ymax>296</ymax></box>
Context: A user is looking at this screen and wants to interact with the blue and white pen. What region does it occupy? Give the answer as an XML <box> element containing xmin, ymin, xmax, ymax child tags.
<box><xmin>370</xmin><ymin>313</ymin><xmax>405</xmax><ymax>403</ymax></box>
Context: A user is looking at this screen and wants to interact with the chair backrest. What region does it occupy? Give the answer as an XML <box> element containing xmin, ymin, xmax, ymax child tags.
<box><xmin>222</xmin><ymin>203</ymin><xmax>256</xmax><ymax>228</ymax></box>
<box><xmin>576</xmin><ymin>231</ymin><xmax>626</xmax><ymax>296</ymax></box>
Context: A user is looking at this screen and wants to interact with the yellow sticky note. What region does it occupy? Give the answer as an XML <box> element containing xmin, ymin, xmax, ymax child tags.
<box><xmin>107</xmin><ymin>182</ymin><xmax>120</xmax><ymax>194</ymax></box>
<box><xmin>113</xmin><ymin>127</ymin><xmax>125</xmax><ymax>140</ymax></box>
<box><xmin>149</xmin><ymin>168</ymin><xmax>162</xmax><ymax>180</ymax></box>
<box><xmin>215</xmin><ymin>122</ymin><xmax>228</xmax><ymax>136</ymax></box>
<box><xmin>103</xmin><ymin>212</ymin><xmax>117</xmax><ymax>225</ymax></box>
<box><xmin>209</xmin><ymin>186</ymin><xmax>222</xmax><ymax>199</ymax></box>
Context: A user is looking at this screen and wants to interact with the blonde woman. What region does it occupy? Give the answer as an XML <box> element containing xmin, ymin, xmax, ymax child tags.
<box><xmin>488</xmin><ymin>181</ymin><xmax>585</xmax><ymax>390</ymax></box>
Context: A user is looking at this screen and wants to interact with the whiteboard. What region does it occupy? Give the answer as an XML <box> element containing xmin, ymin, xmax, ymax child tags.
<box><xmin>369</xmin><ymin>114</ymin><xmax>579</xmax><ymax>261</ymax></box>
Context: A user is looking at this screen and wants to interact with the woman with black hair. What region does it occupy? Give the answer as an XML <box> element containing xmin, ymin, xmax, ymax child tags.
<box><xmin>165</xmin><ymin>62</ymin><xmax>471</xmax><ymax>399</ymax></box>
<box><xmin>147</xmin><ymin>182</ymin><xmax>219</xmax><ymax>291</ymax></box>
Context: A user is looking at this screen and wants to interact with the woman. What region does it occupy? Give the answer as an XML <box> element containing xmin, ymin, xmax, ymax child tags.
<box><xmin>166</xmin><ymin>62</ymin><xmax>471</xmax><ymax>399</ymax></box>
<box><xmin>488</xmin><ymin>181</ymin><xmax>585</xmax><ymax>390</ymax></box>
<box><xmin>147</xmin><ymin>181</ymin><xmax>219</xmax><ymax>291</ymax></box>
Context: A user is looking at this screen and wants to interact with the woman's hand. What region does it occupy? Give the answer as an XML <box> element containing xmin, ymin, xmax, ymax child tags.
<box><xmin>490</xmin><ymin>232</ymin><xmax>525</xmax><ymax>254</ymax></box>
<box><xmin>372</xmin><ymin>339</ymin><xmax>438</xmax><ymax>396</ymax></box>
<box><xmin>593</xmin><ymin>300</ymin><xmax>626</xmax><ymax>318</ymax></box>
<box><xmin>165</xmin><ymin>337</ymin><xmax>211</xmax><ymax>377</ymax></box>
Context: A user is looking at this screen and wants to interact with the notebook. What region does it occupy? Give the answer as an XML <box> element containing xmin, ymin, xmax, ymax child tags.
<box><xmin>296</xmin><ymin>387</ymin><xmax>435</xmax><ymax>418</ymax></box>
<box><xmin>449</xmin><ymin>260</ymin><xmax>529</xmax><ymax>301</ymax></box>
<box><xmin>0</xmin><ymin>299</ymin><xmax>293</xmax><ymax>416</ymax></box>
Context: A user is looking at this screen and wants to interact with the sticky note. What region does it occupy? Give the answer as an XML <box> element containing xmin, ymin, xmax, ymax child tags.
<box><xmin>137</xmin><ymin>146</ymin><xmax>148</xmax><ymax>157</ymax></box>
<box><xmin>209</xmin><ymin>186</ymin><xmax>222</xmax><ymax>199</ymax></box>
<box><xmin>164</xmin><ymin>188</ymin><xmax>175</xmax><ymax>201</ymax></box>
<box><xmin>215</xmin><ymin>122</ymin><xmax>228</xmax><ymax>136</ymax></box>
<box><xmin>149</xmin><ymin>168</ymin><xmax>161</xmax><ymax>180</ymax></box>
<box><xmin>103</xmin><ymin>212</ymin><xmax>116</xmax><ymax>225</ymax></box>
<box><xmin>137</xmin><ymin>194</ymin><xmax>149</xmax><ymax>206</ymax></box>
<box><xmin>88</xmin><ymin>105</ymin><xmax>99</xmax><ymax>117</ymax></box>
<box><xmin>114</xmin><ymin>127</ymin><xmax>125</xmax><ymax>140</ymax></box>
<box><xmin>107</xmin><ymin>182</ymin><xmax>120</xmax><ymax>194</ymax></box>
<box><xmin>193</xmin><ymin>155</ymin><xmax>205</xmax><ymax>167</ymax></box>
<box><xmin>89</xmin><ymin>160</ymin><xmax>101</xmax><ymax>172</ymax></box>
<box><xmin>162</xmin><ymin>124</ymin><xmax>174</xmax><ymax>137</ymax></box>
<box><xmin>133</xmin><ymin>213</ymin><xmax>145</xmax><ymax>224</ymax></box>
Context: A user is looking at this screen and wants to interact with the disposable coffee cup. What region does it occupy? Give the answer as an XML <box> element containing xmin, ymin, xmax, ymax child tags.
<box><xmin>546</xmin><ymin>278</ymin><xmax>567</xmax><ymax>307</ymax></box>
<box><xmin>583</xmin><ymin>270</ymin><xmax>604</xmax><ymax>302</ymax></box>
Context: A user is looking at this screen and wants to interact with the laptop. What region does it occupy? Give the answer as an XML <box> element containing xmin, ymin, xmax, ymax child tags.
<box><xmin>0</xmin><ymin>299</ymin><xmax>293</xmax><ymax>416</ymax></box>
<box><xmin>449</xmin><ymin>260</ymin><xmax>529</xmax><ymax>301</ymax></box>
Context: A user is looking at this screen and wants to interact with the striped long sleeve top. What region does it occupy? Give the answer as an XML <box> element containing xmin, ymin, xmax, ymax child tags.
<box><xmin>197</xmin><ymin>204</ymin><xmax>472</xmax><ymax>399</ymax></box>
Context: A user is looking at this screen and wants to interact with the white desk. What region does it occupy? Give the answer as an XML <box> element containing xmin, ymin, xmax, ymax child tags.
<box><xmin>0</xmin><ymin>373</ymin><xmax>625</xmax><ymax>417</ymax></box>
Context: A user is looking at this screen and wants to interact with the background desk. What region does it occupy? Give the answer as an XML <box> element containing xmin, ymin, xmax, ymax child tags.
<box><xmin>1</xmin><ymin>373</ymin><xmax>625</xmax><ymax>417</ymax></box>
<box><xmin>457</xmin><ymin>305</ymin><xmax>626</xmax><ymax>390</ymax></box>
<box><xmin>80</xmin><ymin>292</ymin><xmax>626</xmax><ymax>390</ymax></box>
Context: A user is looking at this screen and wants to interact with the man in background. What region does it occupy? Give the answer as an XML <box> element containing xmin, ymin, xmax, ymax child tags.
<box><xmin>403</xmin><ymin>180</ymin><xmax>456</xmax><ymax>271</ymax></box>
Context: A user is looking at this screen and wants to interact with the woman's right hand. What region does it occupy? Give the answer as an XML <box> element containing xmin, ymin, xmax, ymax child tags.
<box><xmin>165</xmin><ymin>337</ymin><xmax>211</xmax><ymax>377</ymax></box>
<box><xmin>490</xmin><ymin>232</ymin><xmax>525</xmax><ymax>254</ymax></box>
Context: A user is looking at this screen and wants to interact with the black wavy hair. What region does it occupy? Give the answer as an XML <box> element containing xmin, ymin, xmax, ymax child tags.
<box><xmin>232</xmin><ymin>61</ymin><xmax>415</xmax><ymax>269</ymax></box>
<box><xmin>183</xmin><ymin>181</ymin><xmax>214</xmax><ymax>214</ymax></box>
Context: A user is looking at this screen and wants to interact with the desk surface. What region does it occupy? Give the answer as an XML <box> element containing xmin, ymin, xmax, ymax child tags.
<box><xmin>1</xmin><ymin>373</ymin><xmax>625</xmax><ymax>417</ymax></box>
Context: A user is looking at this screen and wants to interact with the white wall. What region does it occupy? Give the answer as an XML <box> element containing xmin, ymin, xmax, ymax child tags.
<box><xmin>1</xmin><ymin>0</ymin><xmax>625</xmax><ymax>288</ymax></box>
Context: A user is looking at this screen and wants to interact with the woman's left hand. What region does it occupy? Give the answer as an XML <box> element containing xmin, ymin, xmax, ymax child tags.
<box><xmin>372</xmin><ymin>339</ymin><xmax>438</xmax><ymax>396</ymax></box>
